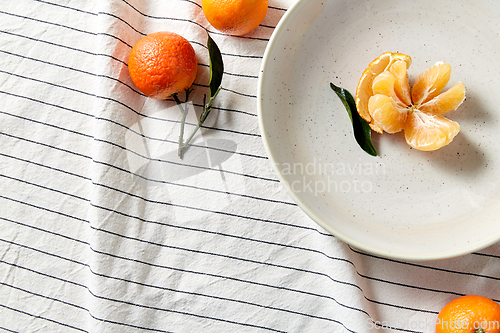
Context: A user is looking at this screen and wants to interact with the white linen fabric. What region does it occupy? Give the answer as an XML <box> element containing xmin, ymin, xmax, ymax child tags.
<box><xmin>1</xmin><ymin>0</ymin><xmax>500</xmax><ymax>332</ymax></box>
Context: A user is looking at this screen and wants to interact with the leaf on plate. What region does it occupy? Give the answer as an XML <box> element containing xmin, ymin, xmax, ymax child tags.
<box><xmin>330</xmin><ymin>82</ymin><xmax>377</xmax><ymax>156</ymax></box>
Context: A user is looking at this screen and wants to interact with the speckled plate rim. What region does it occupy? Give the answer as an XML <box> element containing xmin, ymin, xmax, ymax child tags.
<box><xmin>257</xmin><ymin>0</ymin><xmax>500</xmax><ymax>261</ymax></box>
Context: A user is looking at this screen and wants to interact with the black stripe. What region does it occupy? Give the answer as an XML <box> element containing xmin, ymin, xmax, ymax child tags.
<box><xmin>3</xmin><ymin>4</ymin><xmax>268</xmax><ymax>60</ymax></box>
<box><xmin>0</xmin><ymin>273</ymin><xmax>173</xmax><ymax>332</ymax></box>
<box><xmin>119</xmin><ymin>0</ymin><xmax>273</xmax><ymax>42</ymax></box>
<box><xmin>0</xmin><ymin>132</ymin><xmax>92</xmax><ymax>161</ymax></box>
<box><xmin>0</xmin><ymin>259</ymin><xmax>285</xmax><ymax>333</ymax></box>
<box><xmin>472</xmin><ymin>251</ymin><xmax>500</xmax><ymax>259</ymax></box>
<box><xmin>1</xmin><ymin>48</ymin><xmax>258</xmax><ymax>116</ymax></box>
<box><xmin>1</xmin><ymin>261</ymin><xmax>356</xmax><ymax>332</ymax></box>
<box><xmin>0</xmin><ymin>111</ymin><xmax>264</xmax><ymax>168</ymax></box>
<box><xmin>0</xmin><ymin>90</ymin><xmax>94</xmax><ymax>118</ymax></box>
<box><xmin>0</xmin><ymin>216</ymin><xmax>89</xmax><ymax>245</ymax></box>
<box><xmin>0</xmin><ymin>153</ymin><xmax>92</xmax><ymax>181</ymax></box>
<box><xmin>0</xmin><ymin>49</ymin><xmax>140</xmax><ymax>94</ymax></box>
<box><xmin>0</xmin><ymin>131</ymin><xmax>283</xmax><ymax>204</ymax></box>
<box><xmin>0</xmin><ymin>195</ymin><xmax>88</xmax><ymax>223</ymax></box>
<box><xmin>0</xmin><ymin>161</ymin><xmax>321</xmax><ymax>237</ymax></box>
<box><xmin>0</xmin><ymin>192</ymin><xmax>452</xmax><ymax>317</ymax></box>
<box><xmin>0</xmin><ymin>111</ymin><xmax>92</xmax><ymax>139</ymax></box>
<box><xmin>0</xmin><ymin>191</ymin><xmax>481</xmax><ymax>320</ymax></box>
<box><xmin>179</xmin><ymin>0</ymin><xmax>289</xmax><ymax>12</ymax></box>
<box><xmin>33</xmin><ymin>0</ymin><xmax>97</xmax><ymax>15</ymax></box>
<box><xmin>0</xmin><ymin>69</ymin><xmax>261</xmax><ymax>137</ymax></box>
<box><xmin>349</xmin><ymin>246</ymin><xmax>500</xmax><ymax>281</ymax></box>
<box><xmin>0</xmin><ymin>237</ymin><xmax>364</xmax><ymax>333</ymax></box>
<box><xmin>0</xmin><ymin>303</ymin><xmax>87</xmax><ymax>332</ymax></box>
<box><xmin>0</xmin><ymin>154</ymin><xmax>323</xmax><ymax>237</ymax></box>
<box><xmin>268</xmin><ymin>5</ymin><xmax>288</xmax><ymax>11</ymax></box>
<box><xmin>0</xmin><ymin>24</ymin><xmax>263</xmax><ymax>101</ymax></box>
<box><xmin>0</xmin><ymin>109</ymin><xmax>270</xmax><ymax>181</ymax></box>
<box><xmin>0</xmin><ymin>10</ymin><xmax>95</xmax><ymax>36</ymax></box>
<box><xmin>0</xmin><ymin>281</ymin><xmax>89</xmax><ymax>316</ymax></box>
<box><xmin>0</xmin><ymin>236</ymin><xmax>427</xmax><ymax>333</ymax></box>
<box><xmin>0</xmin><ymin>29</ymin><xmax>127</xmax><ymax>66</ymax></box>
<box><xmin>97</xmin><ymin>10</ymin><xmax>268</xmax><ymax>57</ymax></box>
<box><xmin>0</xmin><ymin>325</ymin><xmax>19</xmax><ymax>333</ymax></box>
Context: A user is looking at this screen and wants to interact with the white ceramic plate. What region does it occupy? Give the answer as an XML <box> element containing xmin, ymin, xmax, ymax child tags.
<box><xmin>258</xmin><ymin>0</ymin><xmax>500</xmax><ymax>260</ymax></box>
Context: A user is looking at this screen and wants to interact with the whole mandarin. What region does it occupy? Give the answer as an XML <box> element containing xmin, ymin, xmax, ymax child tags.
<box><xmin>128</xmin><ymin>31</ymin><xmax>197</xmax><ymax>99</ymax></box>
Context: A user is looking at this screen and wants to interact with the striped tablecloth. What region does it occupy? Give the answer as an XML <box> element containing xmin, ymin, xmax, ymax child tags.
<box><xmin>1</xmin><ymin>0</ymin><xmax>500</xmax><ymax>332</ymax></box>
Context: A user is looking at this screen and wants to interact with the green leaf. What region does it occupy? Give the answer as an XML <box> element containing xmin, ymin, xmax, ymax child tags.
<box><xmin>199</xmin><ymin>33</ymin><xmax>224</xmax><ymax>125</ymax></box>
<box><xmin>330</xmin><ymin>82</ymin><xmax>377</xmax><ymax>156</ymax></box>
<box><xmin>177</xmin><ymin>33</ymin><xmax>225</xmax><ymax>159</ymax></box>
<box><xmin>207</xmin><ymin>33</ymin><xmax>224</xmax><ymax>99</ymax></box>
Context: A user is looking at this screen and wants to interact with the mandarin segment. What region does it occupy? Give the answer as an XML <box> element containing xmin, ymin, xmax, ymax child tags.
<box><xmin>411</xmin><ymin>61</ymin><xmax>452</xmax><ymax>106</ymax></box>
<box><xmin>355</xmin><ymin>52</ymin><xmax>412</xmax><ymax>124</ymax></box>
<box><xmin>372</xmin><ymin>72</ymin><xmax>399</xmax><ymax>103</ymax></box>
<box><xmin>388</xmin><ymin>60</ymin><xmax>412</xmax><ymax>106</ymax></box>
<box><xmin>419</xmin><ymin>82</ymin><xmax>466</xmax><ymax>115</ymax></box>
<box><xmin>404</xmin><ymin>112</ymin><xmax>460</xmax><ymax>151</ymax></box>
<box><xmin>368</xmin><ymin>94</ymin><xmax>407</xmax><ymax>134</ymax></box>
<box><xmin>355</xmin><ymin>67</ymin><xmax>379</xmax><ymax>123</ymax></box>
<box><xmin>354</xmin><ymin>53</ymin><xmax>465</xmax><ymax>152</ymax></box>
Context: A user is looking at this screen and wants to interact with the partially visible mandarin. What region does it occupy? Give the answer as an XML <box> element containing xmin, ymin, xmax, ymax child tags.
<box><xmin>128</xmin><ymin>31</ymin><xmax>198</xmax><ymax>99</ymax></box>
<box><xmin>436</xmin><ymin>295</ymin><xmax>500</xmax><ymax>333</ymax></box>
<box><xmin>201</xmin><ymin>0</ymin><xmax>268</xmax><ymax>36</ymax></box>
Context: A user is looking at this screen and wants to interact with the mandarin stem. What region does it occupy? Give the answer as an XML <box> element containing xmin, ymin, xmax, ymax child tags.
<box><xmin>178</xmin><ymin>110</ymin><xmax>188</xmax><ymax>157</ymax></box>
<box><xmin>178</xmin><ymin>93</ymin><xmax>214</xmax><ymax>158</ymax></box>
<box><xmin>178</xmin><ymin>123</ymin><xmax>201</xmax><ymax>158</ymax></box>
<box><xmin>174</xmin><ymin>89</ymin><xmax>192</xmax><ymax>158</ymax></box>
